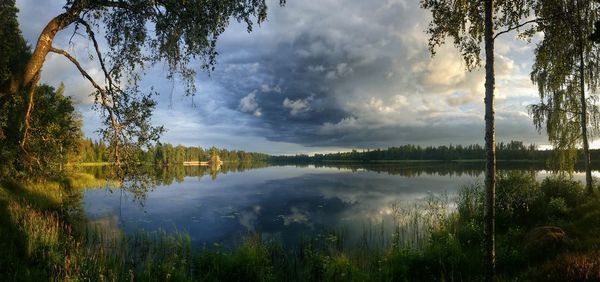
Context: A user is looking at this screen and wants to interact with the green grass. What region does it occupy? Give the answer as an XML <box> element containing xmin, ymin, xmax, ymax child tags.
<box><xmin>71</xmin><ymin>162</ymin><xmax>113</xmax><ymax>166</ymax></box>
<box><xmin>64</xmin><ymin>172</ymin><xmax>117</xmax><ymax>189</ymax></box>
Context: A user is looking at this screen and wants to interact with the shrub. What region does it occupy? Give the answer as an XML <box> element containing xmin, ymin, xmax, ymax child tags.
<box><xmin>422</xmin><ymin>231</ymin><xmax>470</xmax><ymax>281</ymax></box>
<box><xmin>456</xmin><ymin>182</ymin><xmax>483</xmax><ymax>223</ymax></box>
<box><xmin>540</xmin><ymin>177</ymin><xmax>584</xmax><ymax>209</ymax></box>
<box><xmin>496</xmin><ymin>172</ymin><xmax>541</xmax><ymax>229</ymax></box>
<box><xmin>380</xmin><ymin>249</ymin><xmax>422</xmax><ymax>281</ymax></box>
<box><xmin>323</xmin><ymin>254</ymin><xmax>366</xmax><ymax>282</ymax></box>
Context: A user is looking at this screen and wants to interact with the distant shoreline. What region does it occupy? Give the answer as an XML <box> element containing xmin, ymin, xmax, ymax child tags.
<box><xmin>314</xmin><ymin>159</ymin><xmax>545</xmax><ymax>163</ymax></box>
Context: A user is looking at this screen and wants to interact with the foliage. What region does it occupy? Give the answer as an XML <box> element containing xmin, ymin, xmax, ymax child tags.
<box><xmin>0</xmin><ymin>84</ymin><xmax>82</xmax><ymax>179</ymax></box>
<box><xmin>541</xmin><ymin>177</ymin><xmax>585</xmax><ymax>208</ymax></box>
<box><xmin>78</xmin><ymin>139</ymin><xmax>271</xmax><ymax>165</ymax></box>
<box><xmin>495</xmin><ymin>172</ymin><xmax>541</xmax><ymax>230</ymax></box>
<box><xmin>528</xmin><ymin>0</ymin><xmax>600</xmax><ymax>176</ymax></box>
<box><xmin>1</xmin><ymin>0</ymin><xmax>287</xmax><ymax>168</ymax></box>
<box><xmin>0</xmin><ymin>0</ymin><xmax>29</xmax><ymax>98</ymax></box>
<box><xmin>420</xmin><ymin>0</ymin><xmax>535</xmax><ymax>70</ymax></box>
<box><xmin>273</xmin><ymin>141</ymin><xmax>548</xmax><ymax>163</ymax></box>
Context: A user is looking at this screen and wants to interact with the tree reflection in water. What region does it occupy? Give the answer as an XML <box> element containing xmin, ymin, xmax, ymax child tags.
<box><xmin>77</xmin><ymin>160</ymin><xmax>573</xmax><ymax>205</ymax></box>
<box><xmin>78</xmin><ymin>162</ymin><xmax>272</xmax><ymax>202</ymax></box>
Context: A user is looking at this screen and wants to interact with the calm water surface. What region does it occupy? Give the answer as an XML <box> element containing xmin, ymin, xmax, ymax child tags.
<box><xmin>82</xmin><ymin>164</ymin><xmax>593</xmax><ymax>247</ymax></box>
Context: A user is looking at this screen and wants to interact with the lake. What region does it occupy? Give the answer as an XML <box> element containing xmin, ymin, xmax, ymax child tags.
<box><xmin>81</xmin><ymin>163</ymin><xmax>594</xmax><ymax>248</ymax></box>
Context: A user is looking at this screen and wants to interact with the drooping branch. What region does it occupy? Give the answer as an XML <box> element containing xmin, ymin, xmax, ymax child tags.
<box><xmin>48</xmin><ymin>46</ymin><xmax>121</xmax><ymax>159</ymax></box>
<box><xmin>49</xmin><ymin>47</ymin><xmax>103</xmax><ymax>93</ymax></box>
<box><xmin>76</xmin><ymin>19</ymin><xmax>116</xmax><ymax>92</ymax></box>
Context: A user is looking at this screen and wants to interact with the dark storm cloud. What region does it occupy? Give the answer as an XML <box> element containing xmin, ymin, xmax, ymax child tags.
<box><xmin>196</xmin><ymin>0</ymin><xmax>545</xmax><ymax>148</ymax></box>
<box><xmin>207</xmin><ymin>32</ymin><xmax>358</xmax><ymax>142</ymax></box>
<box><xmin>15</xmin><ymin>0</ymin><xmax>549</xmax><ymax>152</ymax></box>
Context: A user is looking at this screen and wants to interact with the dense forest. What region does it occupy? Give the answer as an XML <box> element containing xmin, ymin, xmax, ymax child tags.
<box><xmin>272</xmin><ymin>141</ymin><xmax>600</xmax><ymax>164</ymax></box>
<box><xmin>78</xmin><ymin>139</ymin><xmax>271</xmax><ymax>165</ymax></box>
<box><xmin>79</xmin><ymin>139</ymin><xmax>600</xmax><ymax>166</ymax></box>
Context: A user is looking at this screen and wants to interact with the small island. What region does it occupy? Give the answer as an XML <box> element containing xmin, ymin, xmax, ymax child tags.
<box><xmin>183</xmin><ymin>148</ymin><xmax>223</xmax><ymax>166</ymax></box>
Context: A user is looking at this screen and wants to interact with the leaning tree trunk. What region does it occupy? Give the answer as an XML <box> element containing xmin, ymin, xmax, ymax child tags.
<box><xmin>483</xmin><ymin>0</ymin><xmax>496</xmax><ymax>280</ymax></box>
<box><xmin>3</xmin><ymin>10</ymin><xmax>77</xmax><ymax>106</ymax></box>
<box><xmin>3</xmin><ymin>10</ymin><xmax>80</xmax><ymax>145</ymax></box>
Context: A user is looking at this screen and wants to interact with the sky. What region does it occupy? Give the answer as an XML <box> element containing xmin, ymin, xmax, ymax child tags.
<box><xmin>15</xmin><ymin>0</ymin><xmax>562</xmax><ymax>154</ymax></box>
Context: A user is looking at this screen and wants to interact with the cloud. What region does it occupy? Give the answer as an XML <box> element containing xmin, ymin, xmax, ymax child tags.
<box><xmin>283</xmin><ymin>95</ymin><xmax>313</xmax><ymax>116</ymax></box>
<box><xmin>15</xmin><ymin>0</ymin><xmax>550</xmax><ymax>152</ymax></box>
<box><xmin>239</xmin><ymin>91</ymin><xmax>262</xmax><ymax>117</ymax></box>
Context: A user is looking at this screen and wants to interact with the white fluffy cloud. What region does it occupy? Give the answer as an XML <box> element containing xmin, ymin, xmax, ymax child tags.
<box><xmin>239</xmin><ymin>91</ymin><xmax>262</xmax><ymax>117</ymax></box>
<box><xmin>283</xmin><ymin>95</ymin><xmax>313</xmax><ymax>116</ymax></box>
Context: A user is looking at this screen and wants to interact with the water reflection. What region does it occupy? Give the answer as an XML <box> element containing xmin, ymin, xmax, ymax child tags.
<box><xmin>81</xmin><ymin>162</ymin><xmax>592</xmax><ymax>248</ymax></box>
<box><xmin>80</xmin><ymin>162</ymin><xmax>271</xmax><ymax>186</ymax></box>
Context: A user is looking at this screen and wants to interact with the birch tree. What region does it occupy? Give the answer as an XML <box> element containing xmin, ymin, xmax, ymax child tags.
<box><xmin>529</xmin><ymin>0</ymin><xmax>600</xmax><ymax>194</ymax></box>
<box><xmin>420</xmin><ymin>0</ymin><xmax>536</xmax><ymax>279</ymax></box>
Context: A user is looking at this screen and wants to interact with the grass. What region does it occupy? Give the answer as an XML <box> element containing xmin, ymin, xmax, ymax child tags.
<box><xmin>0</xmin><ymin>175</ymin><xmax>194</xmax><ymax>281</ymax></box>
<box><xmin>71</xmin><ymin>162</ymin><xmax>113</xmax><ymax>166</ymax></box>
<box><xmin>64</xmin><ymin>172</ymin><xmax>117</xmax><ymax>189</ymax></box>
<box><xmin>3</xmin><ymin>172</ymin><xmax>600</xmax><ymax>281</ymax></box>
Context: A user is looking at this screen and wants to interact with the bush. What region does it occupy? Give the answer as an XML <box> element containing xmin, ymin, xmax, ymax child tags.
<box><xmin>496</xmin><ymin>227</ymin><xmax>527</xmax><ymax>273</ymax></box>
<box><xmin>422</xmin><ymin>231</ymin><xmax>471</xmax><ymax>281</ymax></box>
<box><xmin>380</xmin><ymin>249</ymin><xmax>422</xmax><ymax>281</ymax></box>
<box><xmin>540</xmin><ymin>177</ymin><xmax>584</xmax><ymax>209</ymax></box>
<box><xmin>456</xmin><ymin>182</ymin><xmax>483</xmax><ymax>223</ymax></box>
<box><xmin>496</xmin><ymin>172</ymin><xmax>542</xmax><ymax>229</ymax></box>
<box><xmin>323</xmin><ymin>254</ymin><xmax>366</xmax><ymax>282</ymax></box>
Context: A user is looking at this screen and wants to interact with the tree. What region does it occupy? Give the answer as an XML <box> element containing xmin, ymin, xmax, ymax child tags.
<box><xmin>592</xmin><ymin>1</ymin><xmax>600</xmax><ymax>42</ymax></box>
<box><xmin>0</xmin><ymin>0</ymin><xmax>285</xmax><ymax>165</ymax></box>
<box><xmin>0</xmin><ymin>0</ymin><xmax>28</xmax><ymax>94</ymax></box>
<box><xmin>209</xmin><ymin>146</ymin><xmax>219</xmax><ymax>163</ymax></box>
<box><xmin>0</xmin><ymin>84</ymin><xmax>82</xmax><ymax>178</ymax></box>
<box><xmin>420</xmin><ymin>0</ymin><xmax>535</xmax><ymax>279</ymax></box>
<box><xmin>529</xmin><ymin>0</ymin><xmax>600</xmax><ymax>194</ymax></box>
<box><xmin>0</xmin><ymin>0</ymin><xmax>83</xmax><ymax>178</ymax></box>
<box><xmin>0</xmin><ymin>0</ymin><xmax>29</xmax><ymax>143</ymax></box>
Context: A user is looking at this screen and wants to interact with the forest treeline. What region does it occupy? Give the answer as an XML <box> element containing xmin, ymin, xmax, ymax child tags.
<box><xmin>80</xmin><ymin>139</ymin><xmax>600</xmax><ymax>165</ymax></box>
<box><xmin>78</xmin><ymin>139</ymin><xmax>271</xmax><ymax>165</ymax></box>
<box><xmin>272</xmin><ymin>141</ymin><xmax>600</xmax><ymax>163</ymax></box>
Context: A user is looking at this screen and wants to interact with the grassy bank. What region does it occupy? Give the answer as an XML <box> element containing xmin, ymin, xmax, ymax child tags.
<box><xmin>3</xmin><ymin>173</ymin><xmax>600</xmax><ymax>281</ymax></box>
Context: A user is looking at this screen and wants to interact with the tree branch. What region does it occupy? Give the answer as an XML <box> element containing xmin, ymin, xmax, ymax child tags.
<box><xmin>493</xmin><ymin>11</ymin><xmax>572</xmax><ymax>40</ymax></box>
<box><xmin>89</xmin><ymin>0</ymin><xmax>132</xmax><ymax>10</ymax></box>
<box><xmin>50</xmin><ymin>47</ymin><xmax>104</xmax><ymax>92</ymax></box>
<box><xmin>21</xmin><ymin>72</ymin><xmax>40</xmax><ymax>147</ymax></box>
<box><xmin>77</xmin><ymin>19</ymin><xmax>116</xmax><ymax>93</ymax></box>
<box><xmin>494</xmin><ymin>18</ymin><xmax>542</xmax><ymax>40</ymax></box>
<box><xmin>48</xmin><ymin>46</ymin><xmax>121</xmax><ymax>161</ymax></box>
